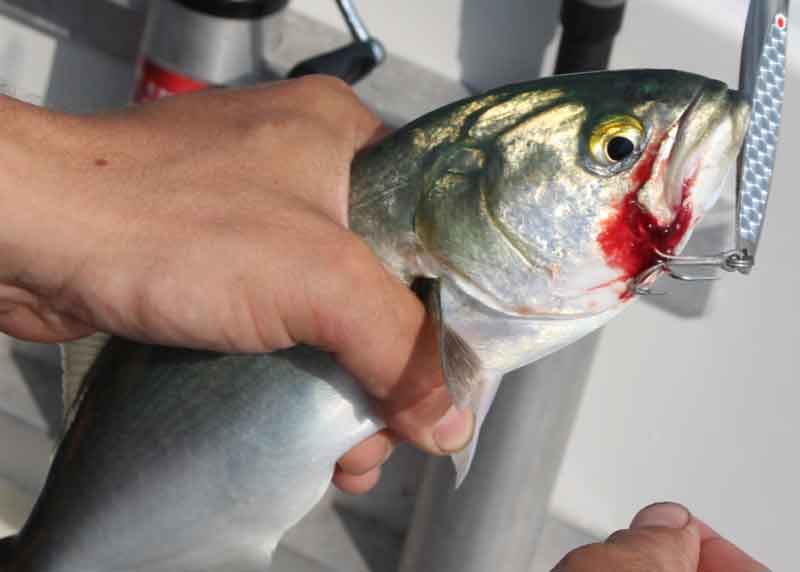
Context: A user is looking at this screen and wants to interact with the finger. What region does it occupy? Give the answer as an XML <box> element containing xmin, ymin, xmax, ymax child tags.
<box><xmin>0</xmin><ymin>296</ymin><xmax>95</xmax><ymax>343</ymax></box>
<box><xmin>284</xmin><ymin>233</ymin><xmax>472</xmax><ymax>456</ymax></box>
<box><xmin>555</xmin><ymin>502</ymin><xmax>700</xmax><ymax>572</ymax></box>
<box><xmin>332</xmin><ymin>465</ymin><xmax>381</xmax><ymax>496</ymax></box>
<box><xmin>364</xmin><ymin>124</ymin><xmax>393</xmax><ymax>148</ymax></box>
<box><xmin>607</xmin><ymin>503</ymin><xmax>699</xmax><ymax>572</ymax></box>
<box><xmin>337</xmin><ymin>430</ymin><xmax>395</xmax><ymax>476</ymax></box>
<box><xmin>381</xmin><ymin>380</ymin><xmax>474</xmax><ymax>455</ymax></box>
<box><xmin>553</xmin><ymin>502</ymin><xmax>700</xmax><ymax>571</ymax></box>
<box><xmin>376</xmin><ymin>317</ymin><xmax>473</xmax><ymax>454</ymax></box>
<box><xmin>629</xmin><ymin>502</ymin><xmax>693</xmax><ymax>530</ymax></box>
<box><xmin>695</xmin><ymin>519</ymin><xmax>769</xmax><ymax>572</ymax></box>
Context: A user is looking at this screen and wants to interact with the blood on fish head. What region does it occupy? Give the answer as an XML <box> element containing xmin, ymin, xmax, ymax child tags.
<box><xmin>597</xmin><ymin>83</ymin><xmax>751</xmax><ymax>299</ymax></box>
<box><xmin>414</xmin><ymin>70</ymin><xmax>750</xmax><ymax>317</ymax></box>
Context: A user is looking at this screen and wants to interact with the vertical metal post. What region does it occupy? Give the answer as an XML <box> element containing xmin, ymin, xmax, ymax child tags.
<box><xmin>398</xmin><ymin>333</ymin><xmax>600</xmax><ymax>572</ymax></box>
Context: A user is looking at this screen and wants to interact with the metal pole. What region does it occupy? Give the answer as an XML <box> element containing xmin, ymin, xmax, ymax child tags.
<box><xmin>398</xmin><ymin>332</ymin><xmax>601</xmax><ymax>572</ymax></box>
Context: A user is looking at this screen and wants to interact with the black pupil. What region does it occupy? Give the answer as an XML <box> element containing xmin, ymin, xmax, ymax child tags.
<box><xmin>606</xmin><ymin>136</ymin><xmax>635</xmax><ymax>161</ymax></box>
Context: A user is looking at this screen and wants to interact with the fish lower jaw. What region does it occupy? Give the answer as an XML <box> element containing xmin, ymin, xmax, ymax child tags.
<box><xmin>446</xmin><ymin>272</ymin><xmax>624</xmax><ymax>321</ymax></box>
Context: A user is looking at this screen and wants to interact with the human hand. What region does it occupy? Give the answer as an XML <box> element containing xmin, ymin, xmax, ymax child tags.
<box><xmin>553</xmin><ymin>502</ymin><xmax>768</xmax><ymax>572</ymax></box>
<box><xmin>0</xmin><ymin>76</ymin><xmax>473</xmax><ymax>493</ymax></box>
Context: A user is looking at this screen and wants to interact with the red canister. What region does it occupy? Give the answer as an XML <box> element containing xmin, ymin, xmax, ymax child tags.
<box><xmin>134</xmin><ymin>0</ymin><xmax>288</xmax><ymax>102</ymax></box>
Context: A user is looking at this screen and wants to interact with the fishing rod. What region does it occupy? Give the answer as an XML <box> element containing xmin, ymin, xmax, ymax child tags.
<box><xmin>135</xmin><ymin>0</ymin><xmax>384</xmax><ymax>104</ymax></box>
<box><xmin>288</xmin><ymin>0</ymin><xmax>385</xmax><ymax>84</ymax></box>
<box><xmin>634</xmin><ymin>0</ymin><xmax>791</xmax><ymax>294</ymax></box>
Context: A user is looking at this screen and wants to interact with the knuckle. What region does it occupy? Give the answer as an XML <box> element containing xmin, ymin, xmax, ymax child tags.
<box><xmin>247</xmin><ymin>76</ymin><xmax>379</xmax><ymax>155</ymax></box>
<box><xmin>631</xmin><ymin>529</ymin><xmax>694</xmax><ymax>572</ymax></box>
<box><xmin>553</xmin><ymin>543</ymin><xmax>611</xmax><ymax>572</ymax></box>
<box><xmin>602</xmin><ymin>528</ymin><xmax>693</xmax><ymax>572</ymax></box>
<box><xmin>299</xmin><ymin>231</ymin><xmax>377</xmax><ymax>350</ymax></box>
<box><xmin>246</xmin><ymin>110</ymin><xmax>313</xmax><ymax>149</ymax></box>
<box><xmin>289</xmin><ymin>75</ymin><xmax>378</xmax><ymax>128</ymax></box>
<box><xmin>326</xmin><ymin>231</ymin><xmax>382</xmax><ymax>285</ymax></box>
<box><xmin>288</xmin><ymin>75</ymin><xmax>361</xmax><ymax>114</ymax></box>
<box><xmin>605</xmin><ymin>528</ymin><xmax>633</xmax><ymax>545</ymax></box>
<box><xmin>337</xmin><ymin>436</ymin><xmax>388</xmax><ymax>475</ymax></box>
<box><xmin>295</xmin><ymin>74</ymin><xmax>354</xmax><ymax>98</ymax></box>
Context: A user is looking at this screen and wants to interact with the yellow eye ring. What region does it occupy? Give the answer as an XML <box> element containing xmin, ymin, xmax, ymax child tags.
<box><xmin>588</xmin><ymin>115</ymin><xmax>645</xmax><ymax>167</ymax></box>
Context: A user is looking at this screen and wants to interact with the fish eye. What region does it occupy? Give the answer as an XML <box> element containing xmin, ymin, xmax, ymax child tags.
<box><xmin>606</xmin><ymin>136</ymin><xmax>635</xmax><ymax>161</ymax></box>
<box><xmin>588</xmin><ymin>115</ymin><xmax>645</xmax><ymax>170</ymax></box>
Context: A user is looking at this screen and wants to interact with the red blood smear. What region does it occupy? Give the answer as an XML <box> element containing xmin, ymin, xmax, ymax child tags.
<box><xmin>596</xmin><ymin>137</ymin><xmax>694</xmax><ymax>295</ymax></box>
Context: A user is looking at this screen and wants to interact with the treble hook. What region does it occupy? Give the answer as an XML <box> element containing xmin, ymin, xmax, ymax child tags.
<box><xmin>631</xmin><ymin>263</ymin><xmax>668</xmax><ymax>296</ymax></box>
<box><xmin>630</xmin><ymin>249</ymin><xmax>755</xmax><ymax>296</ymax></box>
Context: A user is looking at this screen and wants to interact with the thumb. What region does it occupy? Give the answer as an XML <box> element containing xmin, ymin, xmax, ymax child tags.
<box><xmin>554</xmin><ymin>502</ymin><xmax>700</xmax><ymax>572</ymax></box>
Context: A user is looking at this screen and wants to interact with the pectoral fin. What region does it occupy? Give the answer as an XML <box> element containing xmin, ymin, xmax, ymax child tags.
<box><xmin>60</xmin><ymin>332</ymin><xmax>111</xmax><ymax>429</ymax></box>
<box><xmin>414</xmin><ymin>277</ymin><xmax>505</xmax><ymax>487</ymax></box>
<box><xmin>414</xmin><ymin>277</ymin><xmax>484</xmax><ymax>409</ymax></box>
<box><xmin>451</xmin><ymin>371</ymin><xmax>503</xmax><ymax>487</ymax></box>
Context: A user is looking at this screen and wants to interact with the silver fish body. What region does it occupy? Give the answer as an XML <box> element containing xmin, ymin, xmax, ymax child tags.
<box><xmin>7</xmin><ymin>343</ymin><xmax>380</xmax><ymax>571</ymax></box>
<box><xmin>0</xmin><ymin>70</ymin><xmax>749</xmax><ymax>572</ymax></box>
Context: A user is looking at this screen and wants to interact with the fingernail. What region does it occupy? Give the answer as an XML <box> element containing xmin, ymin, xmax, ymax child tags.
<box><xmin>631</xmin><ymin>502</ymin><xmax>691</xmax><ymax>530</ymax></box>
<box><xmin>433</xmin><ymin>406</ymin><xmax>474</xmax><ymax>453</ymax></box>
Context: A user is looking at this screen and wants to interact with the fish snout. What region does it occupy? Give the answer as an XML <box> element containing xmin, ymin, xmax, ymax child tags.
<box><xmin>663</xmin><ymin>82</ymin><xmax>751</xmax><ymax>232</ymax></box>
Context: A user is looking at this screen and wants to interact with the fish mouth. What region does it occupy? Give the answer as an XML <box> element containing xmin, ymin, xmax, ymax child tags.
<box><xmin>595</xmin><ymin>83</ymin><xmax>750</xmax><ymax>294</ymax></box>
<box><xmin>640</xmin><ymin>84</ymin><xmax>751</xmax><ymax>252</ymax></box>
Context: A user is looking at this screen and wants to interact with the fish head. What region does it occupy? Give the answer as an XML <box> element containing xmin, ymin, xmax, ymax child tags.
<box><xmin>415</xmin><ymin>70</ymin><xmax>750</xmax><ymax>318</ymax></box>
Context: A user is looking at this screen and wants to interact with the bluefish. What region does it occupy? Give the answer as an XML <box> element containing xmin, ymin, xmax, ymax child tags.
<box><xmin>0</xmin><ymin>70</ymin><xmax>749</xmax><ymax>572</ymax></box>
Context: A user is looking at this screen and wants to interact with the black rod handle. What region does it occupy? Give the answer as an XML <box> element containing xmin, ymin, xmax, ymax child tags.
<box><xmin>555</xmin><ymin>0</ymin><xmax>627</xmax><ymax>74</ymax></box>
<box><xmin>289</xmin><ymin>39</ymin><xmax>385</xmax><ymax>85</ymax></box>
